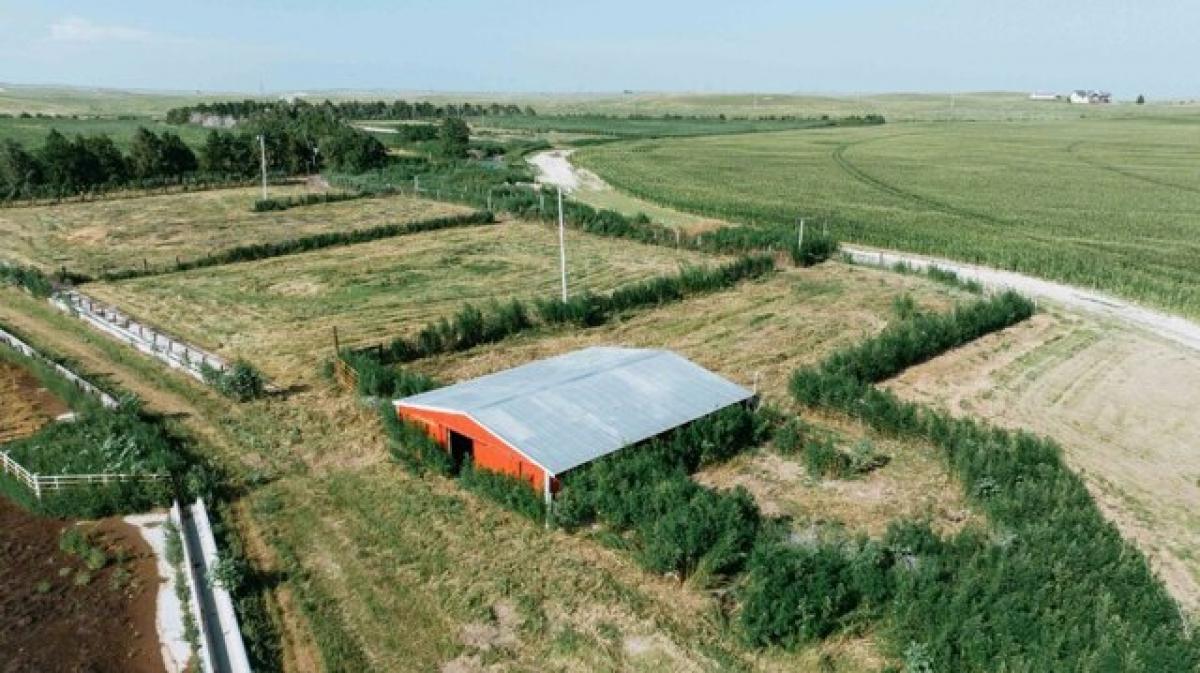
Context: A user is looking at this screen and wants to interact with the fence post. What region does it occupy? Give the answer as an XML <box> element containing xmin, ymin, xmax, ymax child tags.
<box><xmin>33</xmin><ymin>474</ymin><xmax>41</xmax><ymax>500</ymax></box>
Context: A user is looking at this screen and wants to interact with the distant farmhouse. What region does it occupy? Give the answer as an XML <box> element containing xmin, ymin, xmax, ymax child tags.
<box><xmin>1069</xmin><ymin>90</ymin><xmax>1112</xmax><ymax>104</ymax></box>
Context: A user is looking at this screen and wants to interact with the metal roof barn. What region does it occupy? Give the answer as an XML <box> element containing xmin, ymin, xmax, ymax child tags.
<box><xmin>394</xmin><ymin>347</ymin><xmax>753</xmax><ymax>500</ymax></box>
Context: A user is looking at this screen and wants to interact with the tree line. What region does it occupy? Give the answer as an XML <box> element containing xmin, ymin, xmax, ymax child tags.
<box><xmin>0</xmin><ymin>110</ymin><xmax>388</xmax><ymax>200</ymax></box>
<box><xmin>165</xmin><ymin>98</ymin><xmax>535</xmax><ymax>125</ymax></box>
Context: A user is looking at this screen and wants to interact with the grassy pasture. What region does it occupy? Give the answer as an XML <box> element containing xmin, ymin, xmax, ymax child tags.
<box><xmin>0</xmin><ymin>115</ymin><xmax>209</xmax><ymax>150</ymax></box>
<box><xmin>577</xmin><ymin>117</ymin><xmax>1200</xmax><ymax>318</ymax></box>
<box><xmin>241</xmin><ymin>262</ymin><xmax>975</xmax><ymax>673</ymax></box>
<box><xmin>85</xmin><ymin>222</ymin><xmax>718</xmax><ymax>381</ymax></box>
<box><xmin>0</xmin><ymin>185</ymin><xmax>472</xmax><ymax>275</ymax></box>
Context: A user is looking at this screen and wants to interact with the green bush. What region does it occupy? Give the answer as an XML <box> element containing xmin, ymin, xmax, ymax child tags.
<box><xmin>459</xmin><ymin>464</ymin><xmax>545</xmax><ymax>521</ymax></box>
<box><xmin>379</xmin><ymin>404</ymin><xmax>453</xmax><ymax>476</ymax></box>
<box><xmin>782</xmin><ymin>291</ymin><xmax>1200</xmax><ymax>669</ymax></box>
<box><xmin>381</xmin><ymin>256</ymin><xmax>774</xmax><ymax>363</ymax></box>
<box><xmin>202</xmin><ymin>360</ymin><xmax>267</xmax><ymax>401</ymax></box>
<box><xmin>0</xmin><ymin>262</ymin><xmax>53</xmax><ymax>297</ymax></box>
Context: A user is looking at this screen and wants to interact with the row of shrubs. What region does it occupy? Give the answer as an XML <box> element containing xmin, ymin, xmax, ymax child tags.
<box><xmin>252</xmin><ymin>191</ymin><xmax>368</xmax><ymax>212</ymax></box>
<box><xmin>554</xmin><ymin>404</ymin><xmax>770</xmax><ymax>581</ymax></box>
<box><xmin>338</xmin><ymin>163</ymin><xmax>840</xmax><ymax>263</ymax></box>
<box><xmin>819</xmin><ymin>290</ymin><xmax>1034</xmax><ymax>384</ymax></box>
<box><xmin>775</xmin><ymin>296</ymin><xmax>1200</xmax><ymax>669</ymax></box>
<box><xmin>96</xmin><ymin>210</ymin><xmax>495</xmax><ymax>281</ymax></box>
<box><xmin>0</xmin><ymin>262</ymin><xmax>54</xmax><ymax>297</ymax></box>
<box><xmin>374</xmin><ymin>255</ymin><xmax>775</xmax><ymax>363</ymax></box>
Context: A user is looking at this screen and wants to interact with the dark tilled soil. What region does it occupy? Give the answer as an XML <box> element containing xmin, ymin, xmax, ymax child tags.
<box><xmin>0</xmin><ymin>496</ymin><xmax>166</xmax><ymax>673</ymax></box>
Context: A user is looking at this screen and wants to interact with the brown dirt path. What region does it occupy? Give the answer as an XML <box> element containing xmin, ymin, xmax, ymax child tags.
<box><xmin>0</xmin><ymin>360</ymin><xmax>69</xmax><ymax>443</ymax></box>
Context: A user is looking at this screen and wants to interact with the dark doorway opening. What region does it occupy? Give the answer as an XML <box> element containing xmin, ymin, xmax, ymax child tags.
<box><xmin>448</xmin><ymin>430</ymin><xmax>474</xmax><ymax>470</ymax></box>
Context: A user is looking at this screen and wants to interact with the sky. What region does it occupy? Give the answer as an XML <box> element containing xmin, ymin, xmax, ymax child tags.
<box><xmin>0</xmin><ymin>0</ymin><xmax>1195</xmax><ymax>97</ymax></box>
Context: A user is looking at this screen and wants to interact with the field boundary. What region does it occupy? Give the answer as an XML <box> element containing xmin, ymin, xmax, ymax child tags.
<box><xmin>51</xmin><ymin>290</ymin><xmax>226</xmax><ymax>381</ymax></box>
<box><xmin>0</xmin><ymin>323</ymin><xmax>120</xmax><ymax>408</ymax></box>
<box><xmin>0</xmin><ymin>450</ymin><xmax>168</xmax><ymax>500</ymax></box>
<box><xmin>842</xmin><ymin>244</ymin><xmax>1200</xmax><ymax>354</ymax></box>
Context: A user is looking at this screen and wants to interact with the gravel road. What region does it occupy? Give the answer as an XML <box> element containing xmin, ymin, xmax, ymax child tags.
<box><xmin>530</xmin><ymin>149</ymin><xmax>1200</xmax><ymax>354</ymax></box>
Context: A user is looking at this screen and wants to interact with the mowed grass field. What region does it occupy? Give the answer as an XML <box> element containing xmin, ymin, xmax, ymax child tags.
<box><xmin>85</xmin><ymin>222</ymin><xmax>718</xmax><ymax>380</ymax></box>
<box><xmin>577</xmin><ymin>116</ymin><xmax>1200</xmax><ymax>318</ymax></box>
<box><xmin>237</xmin><ymin>262</ymin><xmax>978</xmax><ymax>673</ymax></box>
<box><xmin>0</xmin><ymin>185</ymin><xmax>472</xmax><ymax>275</ymax></box>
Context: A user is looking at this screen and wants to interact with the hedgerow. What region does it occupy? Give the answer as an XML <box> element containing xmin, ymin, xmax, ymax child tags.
<box><xmin>774</xmin><ymin>294</ymin><xmax>1200</xmax><ymax>669</ymax></box>
<box><xmin>818</xmin><ymin>290</ymin><xmax>1034</xmax><ymax>384</ymax></box>
<box><xmin>252</xmin><ymin>191</ymin><xmax>367</xmax><ymax>212</ymax></box>
<box><xmin>98</xmin><ymin>209</ymin><xmax>495</xmax><ymax>280</ymax></box>
<box><xmin>202</xmin><ymin>361</ymin><xmax>267</xmax><ymax>402</ymax></box>
<box><xmin>377</xmin><ymin>255</ymin><xmax>774</xmax><ymax>363</ymax></box>
<box><xmin>554</xmin><ymin>404</ymin><xmax>769</xmax><ymax>580</ymax></box>
<box><xmin>459</xmin><ymin>465</ymin><xmax>546</xmax><ymax>521</ymax></box>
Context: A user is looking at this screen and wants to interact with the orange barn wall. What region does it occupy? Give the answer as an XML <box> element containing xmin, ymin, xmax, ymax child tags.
<box><xmin>396</xmin><ymin>405</ymin><xmax>557</xmax><ymax>494</ymax></box>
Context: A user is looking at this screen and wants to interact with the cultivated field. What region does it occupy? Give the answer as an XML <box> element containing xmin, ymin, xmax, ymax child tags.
<box><xmin>0</xmin><ymin>185</ymin><xmax>473</xmax><ymax>275</ymax></box>
<box><xmin>577</xmin><ymin>117</ymin><xmax>1200</xmax><ymax>319</ymax></box>
<box><xmin>86</xmin><ymin>222</ymin><xmax>719</xmax><ymax>380</ymax></box>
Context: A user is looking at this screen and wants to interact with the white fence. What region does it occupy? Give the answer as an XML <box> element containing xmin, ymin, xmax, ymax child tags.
<box><xmin>52</xmin><ymin>290</ymin><xmax>227</xmax><ymax>381</ymax></box>
<box><xmin>0</xmin><ymin>450</ymin><xmax>168</xmax><ymax>500</ymax></box>
<box><xmin>0</xmin><ymin>325</ymin><xmax>119</xmax><ymax>408</ymax></box>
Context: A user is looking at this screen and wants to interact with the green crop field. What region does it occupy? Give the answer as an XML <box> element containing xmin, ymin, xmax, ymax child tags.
<box><xmin>577</xmin><ymin>116</ymin><xmax>1200</xmax><ymax>318</ymax></box>
<box><xmin>0</xmin><ymin>115</ymin><xmax>209</xmax><ymax>150</ymax></box>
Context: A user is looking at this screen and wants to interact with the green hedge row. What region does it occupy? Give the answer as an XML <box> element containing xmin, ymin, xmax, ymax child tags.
<box><xmin>252</xmin><ymin>191</ymin><xmax>367</xmax><ymax>212</ymax></box>
<box><xmin>377</xmin><ymin>255</ymin><xmax>774</xmax><ymax>363</ymax></box>
<box><xmin>769</xmin><ymin>295</ymin><xmax>1200</xmax><ymax>670</ymax></box>
<box><xmin>819</xmin><ymin>290</ymin><xmax>1034</xmax><ymax>384</ymax></box>
<box><xmin>554</xmin><ymin>404</ymin><xmax>770</xmax><ymax>580</ymax></box>
<box><xmin>97</xmin><ymin>210</ymin><xmax>495</xmax><ymax>281</ymax></box>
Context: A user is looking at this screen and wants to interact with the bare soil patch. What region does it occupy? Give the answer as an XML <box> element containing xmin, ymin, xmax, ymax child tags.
<box><xmin>0</xmin><ymin>359</ymin><xmax>70</xmax><ymax>443</ymax></box>
<box><xmin>0</xmin><ymin>495</ymin><xmax>166</xmax><ymax>673</ymax></box>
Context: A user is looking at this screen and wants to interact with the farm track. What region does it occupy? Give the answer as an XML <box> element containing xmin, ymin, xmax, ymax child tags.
<box><xmin>1065</xmin><ymin>141</ymin><xmax>1200</xmax><ymax>195</ymax></box>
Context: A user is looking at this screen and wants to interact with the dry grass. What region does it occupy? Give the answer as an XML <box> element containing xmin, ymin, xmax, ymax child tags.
<box><xmin>86</xmin><ymin>222</ymin><xmax>719</xmax><ymax>383</ymax></box>
<box><xmin>883</xmin><ymin>308</ymin><xmax>1200</xmax><ymax>616</ymax></box>
<box><xmin>424</xmin><ymin>262</ymin><xmax>966</xmax><ymax>405</ymax></box>
<box><xmin>0</xmin><ymin>184</ymin><xmax>473</xmax><ymax>275</ymax></box>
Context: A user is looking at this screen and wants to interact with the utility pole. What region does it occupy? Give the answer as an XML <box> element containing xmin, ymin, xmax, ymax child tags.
<box><xmin>557</xmin><ymin>186</ymin><xmax>568</xmax><ymax>302</ymax></box>
<box><xmin>797</xmin><ymin>217</ymin><xmax>805</xmax><ymax>250</ymax></box>
<box><xmin>257</xmin><ymin>134</ymin><xmax>268</xmax><ymax>200</ymax></box>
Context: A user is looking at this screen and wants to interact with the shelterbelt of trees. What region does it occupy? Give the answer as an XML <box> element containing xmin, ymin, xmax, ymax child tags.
<box><xmin>164</xmin><ymin>98</ymin><xmax>536</xmax><ymax>124</ymax></box>
<box><xmin>0</xmin><ymin>105</ymin><xmax>388</xmax><ymax>200</ymax></box>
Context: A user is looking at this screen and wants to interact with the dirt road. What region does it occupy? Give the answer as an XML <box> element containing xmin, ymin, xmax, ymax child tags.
<box><xmin>533</xmin><ymin>148</ymin><xmax>1200</xmax><ymax>616</ymax></box>
<box><xmin>532</xmin><ymin>148</ymin><xmax>1200</xmax><ymax>353</ymax></box>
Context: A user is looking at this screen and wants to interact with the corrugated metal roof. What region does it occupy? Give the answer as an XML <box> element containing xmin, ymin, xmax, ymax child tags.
<box><xmin>396</xmin><ymin>347</ymin><xmax>753</xmax><ymax>475</ymax></box>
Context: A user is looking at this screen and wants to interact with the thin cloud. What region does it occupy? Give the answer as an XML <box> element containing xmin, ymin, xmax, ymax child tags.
<box><xmin>49</xmin><ymin>16</ymin><xmax>154</xmax><ymax>43</ymax></box>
